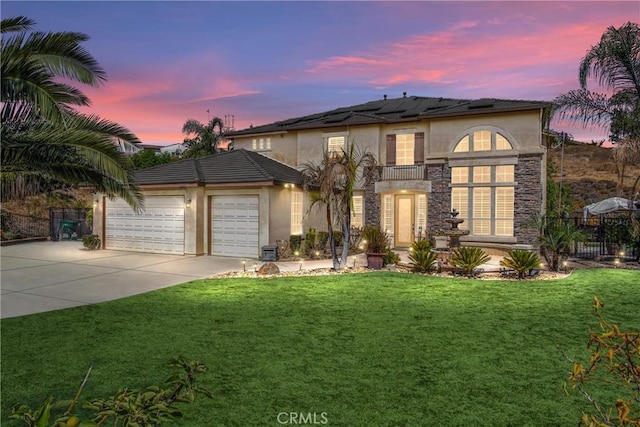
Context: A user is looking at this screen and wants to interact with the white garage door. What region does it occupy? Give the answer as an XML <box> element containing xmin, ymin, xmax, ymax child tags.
<box><xmin>105</xmin><ymin>196</ymin><xmax>185</xmax><ymax>255</ymax></box>
<box><xmin>211</xmin><ymin>195</ymin><xmax>259</xmax><ymax>257</ymax></box>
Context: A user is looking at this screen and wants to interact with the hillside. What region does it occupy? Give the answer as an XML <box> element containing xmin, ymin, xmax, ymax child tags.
<box><xmin>547</xmin><ymin>143</ymin><xmax>640</xmax><ymax>213</ymax></box>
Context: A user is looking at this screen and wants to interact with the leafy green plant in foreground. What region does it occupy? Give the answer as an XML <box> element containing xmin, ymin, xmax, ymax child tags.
<box><xmin>500</xmin><ymin>249</ymin><xmax>542</xmax><ymax>279</ymax></box>
<box><xmin>449</xmin><ymin>246</ymin><xmax>490</xmax><ymax>277</ymax></box>
<box><xmin>563</xmin><ymin>297</ymin><xmax>640</xmax><ymax>426</ymax></box>
<box><xmin>408</xmin><ymin>239</ymin><xmax>438</xmax><ymax>273</ymax></box>
<box><xmin>9</xmin><ymin>356</ymin><xmax>211</xmax><ymax>427</ymax></box>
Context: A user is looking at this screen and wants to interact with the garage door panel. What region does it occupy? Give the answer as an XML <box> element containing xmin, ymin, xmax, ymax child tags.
<box><xmin>211</xmin><ymin>195</ymin><xmax>260</xmax><ymax>257</ymax></box>
<box><xmin>105</xmin><ymin>197</ymin><xmax>185</xmax><ymax>255</ymax></box>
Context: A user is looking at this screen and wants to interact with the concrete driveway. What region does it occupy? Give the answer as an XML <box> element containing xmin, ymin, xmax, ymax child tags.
<box><xmin>0</xmin><ymin>241</ymin><xmax>253</xmax><ymax>319</ymax></box>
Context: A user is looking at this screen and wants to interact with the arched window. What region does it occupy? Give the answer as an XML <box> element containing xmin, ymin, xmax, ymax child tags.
<box><xmin>453</xmin><ymin>130</ymin><xmax>513</xmax><ymax>152</ymax></box>
<box><xmin>450</xmin><ymin>129</ymin><xmax>516</xmax><ymax>238</ymax></box>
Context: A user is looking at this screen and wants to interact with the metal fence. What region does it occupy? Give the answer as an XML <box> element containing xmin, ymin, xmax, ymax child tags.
<box><xmin>0</xmin><ymin>209</ymin><xmax>49</xmax><ymax>240</ymax></box>
<box><xmin>568</xmin><ymin>216</ymin><xmax>638</xmax><ymax>260</ymax></box>
<box><xmin>49</xmin><ymin>208</ymin><xmax>92</xmax><ymax>241</ymax></box>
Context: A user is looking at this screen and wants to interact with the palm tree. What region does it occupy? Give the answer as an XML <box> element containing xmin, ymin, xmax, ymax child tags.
<box><xmin>301</xmin><ymin>140</ymin><xmax>377</xmax><ymax>269</ymax></box>
<box><xmin>301</xmin><ymin>153</ymin><xmax>341</xmax><ymax>269</ymax></box>
<box><xmin>553</xmin><ymin>21</ymin><xmax>640</xmax><ymax>196</ymax></box>
<box><xmin>181</xmin><ymin>117</ymin><xmax>225</xmax><ymax>158</ymax></box>
<box><xmin>333</xmin><ymin>141</ymin><xmax>377</xmax><ymax>267</ymax></box>
<box><xmin>1</xmin><ymin>16</ymin><xmax>144</xmax><ymax>210</ymax></box>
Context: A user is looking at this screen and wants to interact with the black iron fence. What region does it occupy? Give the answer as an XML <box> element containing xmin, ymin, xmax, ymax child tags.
<box><xmin>49</xmin><ymin>208</ymin><xmax>92</xmax><ymax>241</ymax></box>
<box><xmin>0</xmin><ymin>209</ymin><xmax>49</xmax><ymax>240</ymax></box>
<box><xmin>568</xmin><ymin>216</ymin><xmax>638</xmax><ymax>260</ymax></box>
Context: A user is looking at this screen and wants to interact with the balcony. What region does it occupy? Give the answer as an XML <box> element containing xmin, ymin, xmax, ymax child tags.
<box><xmin>380</xmin><ymin>164</ymin><xmax>427</xmax><ymax>181</ymax></box>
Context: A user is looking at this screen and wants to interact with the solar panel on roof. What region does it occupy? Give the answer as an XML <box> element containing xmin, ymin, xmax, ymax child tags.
<box><xmin>467</xmin><ymin>99</ymin><xmax>495</xmax><ymax>109</ymax></box>
<box><xmin>324</xmin><ymin>112</ymin><xmax>352</xmax><ymax>123</ymax></box>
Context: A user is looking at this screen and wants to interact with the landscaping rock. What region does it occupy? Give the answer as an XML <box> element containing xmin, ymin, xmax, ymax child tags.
<box><xmin>257</xmin><ymin>262</ymin><xmax>280</xmax><ymax>275</ymax></box>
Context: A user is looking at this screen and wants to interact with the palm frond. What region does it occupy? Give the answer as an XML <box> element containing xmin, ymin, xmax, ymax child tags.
<box><xmin>553</xmin><ymin>89</ymin><xmax>613</xmax><ymax>128</ymax></box>
<box><xmin>579</xmin><ymin>22</ymin><xmax>640</xmax><ymax>95</ymax></box>
<box><xmin>0</xmin><ymin>16</ymin><xmax>34</xmax><ymax>34</ymax></box>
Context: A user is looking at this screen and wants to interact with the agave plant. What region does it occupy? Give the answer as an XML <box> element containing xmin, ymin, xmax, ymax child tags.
<box><xmin>449</xmin><ymin>246</ymin><xmax>490</xmax><ymax>277</ymax></box>
<box><xmin>500</xmin><ymin>249</ymin><xmax>542</xmax><ymax>279</ymax></box>
<box><xmin>408</xmin><ymin>239</ymin><xmax>438</xmax><ymax>273</ymax></box>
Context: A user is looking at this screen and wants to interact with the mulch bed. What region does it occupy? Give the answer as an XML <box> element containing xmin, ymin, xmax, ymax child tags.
<box><xmin>211</xmin><ymin>256</ymin><xmax>639</xmax><ymax>281</ymax></box>
<box><xmin>211</xmin><ymin>264</ymin><xmax>571</xmax><ymax>281</ymax></box>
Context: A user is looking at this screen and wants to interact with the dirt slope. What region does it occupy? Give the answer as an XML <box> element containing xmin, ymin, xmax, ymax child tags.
<box><xmin>547</xmin><ymin>143</ymin><xmax>640</xmax><ymax>212</ymax></box>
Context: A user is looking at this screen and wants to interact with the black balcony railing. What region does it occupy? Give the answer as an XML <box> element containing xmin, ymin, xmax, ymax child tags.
<box><xmin>380</xmin><ymin>164</ymin><xmax>427</xmax><ymax>181</ymax></box>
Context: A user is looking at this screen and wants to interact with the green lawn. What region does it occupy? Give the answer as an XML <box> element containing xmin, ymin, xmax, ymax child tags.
<box><xmin>1</xmin><ymin>269</ymin><xmax>639</xmax><ymax>426</ymax></box>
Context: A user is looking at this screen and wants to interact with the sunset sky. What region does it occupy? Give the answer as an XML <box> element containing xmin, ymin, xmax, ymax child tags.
<box><xmin>3</xmin><ymin>1</ymin><xmax>638</xmax><ymax>146</ymax></box>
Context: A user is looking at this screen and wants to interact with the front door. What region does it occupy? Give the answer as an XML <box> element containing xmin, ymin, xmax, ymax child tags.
<box><xmin>394</xmin><ymin>194</ymin><xmax>415</xmax><ymax>247</ymax></box>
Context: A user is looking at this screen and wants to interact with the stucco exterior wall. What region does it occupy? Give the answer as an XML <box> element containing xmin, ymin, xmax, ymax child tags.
<box><xmin>228</xmin><ymin>107</ymin><xmax>546</xmax><ymax>251</ymax></box>
<box><xmin>268</xmin><ymin>187</ymin><xmax>296</xmax><ymax>246</ymax></box>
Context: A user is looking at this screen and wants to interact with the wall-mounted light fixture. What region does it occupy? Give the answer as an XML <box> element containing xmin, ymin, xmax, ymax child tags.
<box><xmin>185</xmin><ymin>199</ymin><xmax>191</xmax><ymax>208</ymax></box>
<box><xmin>93</xmin><ymin>196</ymin><xmax>99</xmax><ymax>207</ymax></box>
<box><xmin>284</xmin><ymin>183</ymin><xmax>296</xmax><ymax>189</ymax></box>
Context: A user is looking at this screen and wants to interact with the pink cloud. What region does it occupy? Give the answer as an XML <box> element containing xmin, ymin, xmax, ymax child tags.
<box><xmin>304</xmin><ymin>17</ymin><xmax>626</xmax><ymax>100</ymax></box>
<box><xmin>75</xmin><ymin>53</ymin><xmax>261</xmax><ymax>144</ymax></box>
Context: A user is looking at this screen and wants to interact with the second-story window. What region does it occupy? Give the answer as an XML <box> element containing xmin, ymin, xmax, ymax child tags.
<box><xmin>327</xmin><ymin>136</ymin><xmax>345</xmax><ymax>154</ymax></box>
<box><xmin>253</xmin><ymin>138</ymin><xmax>271</xmax><ymax>151</ymax></box>
<box><xmin>385</xmin><ymin>132</ymin><xmax>424</xmax><ymax>165</ymax></box>
<box><xmin>396</xmin><ymin>134</ymin><xmax>415</xmax><ymax>165</ymax></box>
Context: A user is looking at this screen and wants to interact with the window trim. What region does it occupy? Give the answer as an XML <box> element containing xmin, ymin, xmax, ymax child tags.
<box><xmin>450</xmin><ymin>126</ymin><xmax>520</xmax><ymax>153</ymax></box>
<box><xmin>290</xmin><ymin>191</ymin><xmax>303</xmax><ymax>235</ymax></box>
<box><xmin>450</xmin><ymin>164</ymin><xmax>516</xmax><ymax>237</ymax></box>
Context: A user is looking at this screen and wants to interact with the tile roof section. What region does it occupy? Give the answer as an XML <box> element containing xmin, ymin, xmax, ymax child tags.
<box><xmin>133</xmin><ymin>149</ymin><xmax>303</xmax><ymax>186</ymax></box>
<box><xmin>226</xmin><ymin>95</ymin><xmax>550</xmax><ymax>137</ymax></box>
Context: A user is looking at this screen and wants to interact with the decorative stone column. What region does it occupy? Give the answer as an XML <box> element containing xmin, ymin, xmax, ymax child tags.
<box><xmin>426</xmin><ymin>162</ymin><xmax>451</xmax><ymax>232</ymax></box>
<box><xmin>364</xmin><ymin>168</ymin><xmax>381</xmax><ymax>227</ymax></box>
<box><xmin>515</xmin><ymin>154</ymin><xmax>544</xmax><ymax>245</ymax></box>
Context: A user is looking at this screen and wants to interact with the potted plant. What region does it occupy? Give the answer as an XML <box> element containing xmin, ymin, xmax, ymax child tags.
<box><xmin>82</xmin><ymin>234</ymin><xmax>101</xmax><ymax>250</ymax></box>
<box><xmin>362</xmin><ymin>225</ymin><xmax>389</xmax><ymax>270</ymax></box>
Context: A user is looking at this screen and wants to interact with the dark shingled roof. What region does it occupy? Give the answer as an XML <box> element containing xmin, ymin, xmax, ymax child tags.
<box><xmin>133</xmin><ymin>149</ymin><xmax>303</xmax><ymax>186</ymax></box>
<box><xmin>226</xmin><ymin>95</ymin><xmax>550</xmax><ymax>137</ymax></box>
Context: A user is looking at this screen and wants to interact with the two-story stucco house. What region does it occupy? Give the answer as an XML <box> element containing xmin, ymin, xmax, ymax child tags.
<box><xmin>93</xmin><ymin>94</ymin><xmax>549</xmax><ymax>258</ymax></box>
<box><xmin>226</xmin><ymin>95</ymin><xmax>550</xmax><ymax>254</ymax></box>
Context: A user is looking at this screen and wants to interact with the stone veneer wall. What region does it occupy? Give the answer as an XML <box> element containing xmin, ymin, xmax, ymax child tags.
<box><xmin>427</xmin><ymin>162</ymin><xmax>451</xmax><ymax>232</ymax></box>
<box><xmin>515</xmin><ymin>154</ymin><xmax>544</xmax><ymax>245</ymax></box>
<box><xmin>364</xmin><ymin>168</ymin><xmax>381</xmax><ymax>226</ymax></box>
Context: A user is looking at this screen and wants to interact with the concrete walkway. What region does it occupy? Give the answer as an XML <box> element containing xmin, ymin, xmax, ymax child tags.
<box><xmin>1</xmin><ymin>241</ymin><xmax>503</xmax><ymax>319</ymax></box>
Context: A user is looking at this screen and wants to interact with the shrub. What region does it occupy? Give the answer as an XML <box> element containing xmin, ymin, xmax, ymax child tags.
<box><xmin>450</xmin><ymin>246</ymin><xmax>490</xmax><ymax>277</ymax></box>
<box><xmin>9</xmin><ymin>356</ymin><xmax>211</xmax><ymax>427</ymax></box>
<box><xmin>383</xmin><ymin>248</ymin><xmax>400</xmax><ymax>265</ymax></box>
<box><xmin>289</xmin><ymin>235</ymin><xmax>302</xmax><ymax>253</ymax></box>
<box><xmin>317</xmin><ymin>231</ymin><xmax>330</xmax><ymax>250</ymax></box>
<box><xmin>304</xmin><ymin>228</ymin><xmax>318</xmax><ymax>257</ymax></box>
<box><xmin>408</xmin><ymin>239</ymin><xmax>438</xmax><ymax>273</ymax></box>
<box><xmin>362</xmin><ymin>225</ymin><xmax>389</xmax><ymax>254</ymax></box>
<box><xmin>563</xmin><ymin>297</ymin><xmax>639</xmax><ymax>426</ymax></box>
<box><xmin>349</xmin><ymin>226</ymin><xmax>364</xmax><ymax>251</ymax></box>
<box><xmin>500</xmin><ymin>249</ymin><xmax>541</xmax><ymax>279</ymax></box>
<box><xmin>82</xmin><ymin>234</ymin><xmax>101</xmax><ymax>250</ymax></box>
<box><xmin>533</xmin><ymin>216</ymin><xmax>586</xmax><ymax>271</ymax></box>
